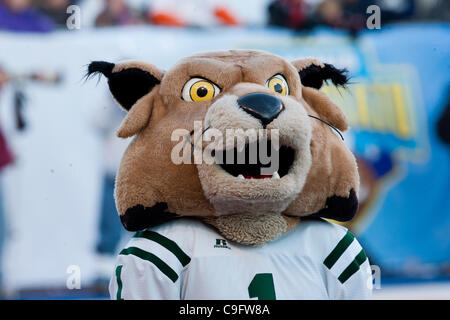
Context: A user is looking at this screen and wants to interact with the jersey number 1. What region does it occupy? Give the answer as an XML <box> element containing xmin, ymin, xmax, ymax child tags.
<box><xmin>248</xmin><ymin>273</ymin><xmax>276</xmax><ymax>300</ymax></box>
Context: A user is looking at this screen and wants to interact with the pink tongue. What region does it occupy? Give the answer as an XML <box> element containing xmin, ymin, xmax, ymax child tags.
<box><xmin>243</xmin><ymin>174</ymin><xmax>272</xmax><ymax>179</ymax></box>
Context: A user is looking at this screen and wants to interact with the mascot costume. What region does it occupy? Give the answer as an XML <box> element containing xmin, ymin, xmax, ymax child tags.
<box><xmin>87</xmin><ymin>50</ymin><xmax>372</xmax><ymax>299</ymax></box>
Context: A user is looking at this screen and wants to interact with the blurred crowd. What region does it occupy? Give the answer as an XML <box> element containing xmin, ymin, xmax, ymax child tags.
<box><xmin>268</xmin><ymin>0</ymin><xmax>450</xmax><ymax>33</ymax></box>
<box><xmin>0</xmin><ymin>0</ymin><xmax>241</xmax><ymax>32</ymax></box>
<box><xmin>0</xmin><ymin>0</ymin><xmax>448</xmax><ymax>33</ymax></box>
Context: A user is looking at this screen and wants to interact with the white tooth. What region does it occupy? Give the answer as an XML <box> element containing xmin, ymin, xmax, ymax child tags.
<box><xmin>272</xmin><ymin>172</ymin><xmax>280</xmax><ymax>179</ymax></box>
<box><xmin>237</xmin><ymin>174</ymin><xmax>245</xmax><ymax>180</ymax></box>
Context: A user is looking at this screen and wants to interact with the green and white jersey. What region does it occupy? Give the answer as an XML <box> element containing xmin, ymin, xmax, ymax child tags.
<box><xmin>109</xmin><ymin>218</ymin><xmax>373</xmax><ymax>300</ymax></box>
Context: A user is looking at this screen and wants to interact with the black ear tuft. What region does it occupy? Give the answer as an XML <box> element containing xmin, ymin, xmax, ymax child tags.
<box><xmin>87</xmin><ymin>61</ymin><xmax>115</xmax><ymax>78</ymax></box>
<box><xmin>299</xmin><ymin>63</ymin><xmax>349</xmax><ymax>90</ymax></box>
<box><xmin>108</xmin><ymin>68</ymin><xmax>160</xmax><ymax>110</ymax></box>
<box><xmin>86</xmin><ymin>61</ymin><xmax>161</xmax><ymax>111</ymax></box>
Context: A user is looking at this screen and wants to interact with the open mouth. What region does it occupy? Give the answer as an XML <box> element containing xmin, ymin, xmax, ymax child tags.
<box><xmin>216</xmin><ymin>140</ymin><xmax>295</xmax><ymax>180</ymax></box>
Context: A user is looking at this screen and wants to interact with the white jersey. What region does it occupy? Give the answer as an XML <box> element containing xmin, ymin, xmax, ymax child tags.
<box><xmin>109</xmin><ymin>218</ymin><xmax>373</xmax><ymax>300</ymax></box>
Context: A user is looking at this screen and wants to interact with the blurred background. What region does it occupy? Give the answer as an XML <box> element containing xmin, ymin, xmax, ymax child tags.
<box><xmin>0</xmin><ymin>0</ymin><xmax>449</xmax><ymax>299</ymax></box>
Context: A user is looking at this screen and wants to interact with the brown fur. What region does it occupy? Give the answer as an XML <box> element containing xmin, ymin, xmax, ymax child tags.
<box><xmin>91</xmin><ymin>50</ymin><xmax>359</xmax><ymax>245</ymax></box>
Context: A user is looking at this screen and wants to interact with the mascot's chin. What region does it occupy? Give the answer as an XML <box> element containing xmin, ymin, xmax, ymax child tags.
<box><xmin>87</xmin><ymin>50</ymin><xmax>372</xmax><ymax>300</ymax></box>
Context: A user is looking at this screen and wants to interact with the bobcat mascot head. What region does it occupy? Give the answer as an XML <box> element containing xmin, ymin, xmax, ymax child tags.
<box><xmin>87</xmin><ymin>50</ymin><xmax>358</xmax><ymax>245</ymax></box>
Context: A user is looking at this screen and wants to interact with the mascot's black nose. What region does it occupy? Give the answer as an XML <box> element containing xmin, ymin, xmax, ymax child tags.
<box><xmin>237</xmin><ymin>93</ymin><xmax>284</xmax><ymax>127</ymax></box>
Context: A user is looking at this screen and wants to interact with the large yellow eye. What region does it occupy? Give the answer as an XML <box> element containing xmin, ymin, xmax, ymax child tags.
<box><xmin>182</xmin><ymin>78</ymin><xmax>220</xmax><ymax>102</ymax></box>
<box><xmin>266</xmin><ymin>74</ymin><xmax>289</xmax><ymax>96</ymax></box>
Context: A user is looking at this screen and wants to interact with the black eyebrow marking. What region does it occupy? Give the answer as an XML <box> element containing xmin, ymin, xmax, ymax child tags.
<box><xmin>188</xmin><ymin>76</ymin><xmax>221</xmax><ymax>89</ymax></box>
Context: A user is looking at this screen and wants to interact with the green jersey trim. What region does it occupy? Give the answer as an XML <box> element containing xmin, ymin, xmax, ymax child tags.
<box><xmin>338</xmin><ymin>249</ymin><xmax>368</xmax><ymax>284</ymax></box>
<box><xmin>119</xmin><ymin>246</ymin><xmax>179</xmax><ymax>283</ymax></box>
<box><xmin>323</xmin><ymin>231</ymin><xmax>354</xmax><ymax>269</ymax></box>
<box><xmin>115</xmin><ymin>265</ymin><xmax>124</xmax><ymax>300</ymax></box>
<box><xmin>134</xmin><ymin>230</ymin><xmax>191</xmax><ymax>267</ymax></box>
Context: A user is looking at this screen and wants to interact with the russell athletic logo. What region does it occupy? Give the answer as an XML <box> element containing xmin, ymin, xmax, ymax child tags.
<box><xmin>214</xmin><ymin>239</ymin><xmax>232</xmax><ymax>250</ymax></box>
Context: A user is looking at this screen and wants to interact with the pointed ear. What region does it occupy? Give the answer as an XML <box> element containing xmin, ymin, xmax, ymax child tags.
<box><xmin>291</xmin><ymin>58</ymin><xmax>349</xmax><ymax>90</ymax></box>
<box><xmin>87</xmin><ymin>60</ymin><xmax>164</xmax><ymax>111</ymax></box>
<box><xmin>291</xmin><ymin>58</ymin><xmax>349</xmax><ymax>131</ymax></box>
<box><xmin>302</xmin><ymin>86</ymin><xmax>348</xmax><ymax>131</ymax></box>
<box><xmin>116</xmin><ymin>92</ymin><xmax>154</xmax><ymax>138</ymax></box>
